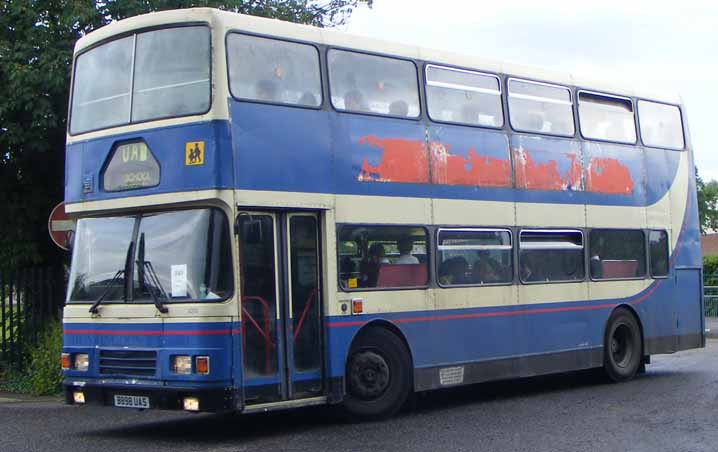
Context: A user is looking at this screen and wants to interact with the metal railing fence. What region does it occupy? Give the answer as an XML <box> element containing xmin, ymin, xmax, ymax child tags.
<box><xmin>1</xmin><ymin>266</ymin><xmax>65</xmax><ymax>369</ymax></box>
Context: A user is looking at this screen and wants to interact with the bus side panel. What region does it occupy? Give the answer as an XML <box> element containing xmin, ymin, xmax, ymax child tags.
<box><xmin>230</xmin><ymin>102</ymin><xmax>333</xmax><ymax>194</ymax></box>
<box><xmin>331</xmin><ymin>113</ymin><xmax>428</xmax><ymax>198</ymax></box>
<box><xmin>326</xmin><ymin>269</ymin><xmax>700</xmax><ymax>394</ymax></box>
<box><xmin>644</xmin><ymin>148</ymin><xmax>681</xmax><ymax>211</ymax></box>
<box><xmin>675</xmin><ymin>268</ymin><xmax>703</xmax><ymax>349</ymax></box>
<box><xmin>582</xmin><ymin>141</ymin><xmax>647</xmax><ymax>203</ymax></box>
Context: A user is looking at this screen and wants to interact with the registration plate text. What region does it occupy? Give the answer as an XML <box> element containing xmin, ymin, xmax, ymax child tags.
<box><xmin>113</xmin><ymin>394</ymin><xmax>150</xmax><ymax>409</ymax></box>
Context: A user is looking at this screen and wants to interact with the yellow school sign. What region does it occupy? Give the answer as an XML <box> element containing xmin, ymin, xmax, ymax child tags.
<box><xmin>185</xmin><ymin>141</ymin><xmax>205</xmax><ymax>166</ymax></box>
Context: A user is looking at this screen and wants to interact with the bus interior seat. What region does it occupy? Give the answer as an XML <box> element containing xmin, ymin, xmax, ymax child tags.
<box><xmin>601</xmin><ymin>260</ymin><xmax>639</xmax><ymax>278</ymax></box>
<box><xmin>376</xmin><ymin>264</ymin><xmax>427</xmax><ymax>287</ymax></box>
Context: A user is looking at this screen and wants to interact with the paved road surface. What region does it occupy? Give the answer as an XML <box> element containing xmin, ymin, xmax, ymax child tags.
<box><xmin>2</xmin><ymin>340</ymin><xmax>717</xmax><ymax>452</ymax></box>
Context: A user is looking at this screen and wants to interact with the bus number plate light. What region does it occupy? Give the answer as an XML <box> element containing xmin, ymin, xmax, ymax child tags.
<box><xmin>73</xmin><ymin>391</ymin><xmax>86</xmax><ymax>404</ymax></box>
<box><xmin>183</xmin><ymin>397</ymin><xmax>200</xmax><ymax>411</ymax></box>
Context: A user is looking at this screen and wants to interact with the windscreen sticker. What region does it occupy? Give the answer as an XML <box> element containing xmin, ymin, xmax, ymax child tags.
<box><xmin>171</xmin><ymin>264</ymin><xmax>188</xmax><ymax>297</ymax></box>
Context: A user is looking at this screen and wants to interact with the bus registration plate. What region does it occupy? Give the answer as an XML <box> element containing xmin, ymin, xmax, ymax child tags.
<box><xmin>114</xmin><ymin>394</ymin><xmax>150</xmax><ymax>409</ymax></box>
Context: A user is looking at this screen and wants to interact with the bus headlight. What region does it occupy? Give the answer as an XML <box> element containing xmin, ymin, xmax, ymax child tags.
<box><xmin>74</xmin><ymin>353</ymin><xmax>89</xmax><ymax>371</ymax></box>
<box><xmin>171</xmin><ymin>355</ymin><xmax>192</xmax><ymax>374</ymax></box>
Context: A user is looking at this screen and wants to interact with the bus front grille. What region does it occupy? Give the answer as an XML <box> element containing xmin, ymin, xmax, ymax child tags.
<box><xmin>99</xmin><ymin>350</ymin><xmax>157</xmax><ymax>377</ymax></box>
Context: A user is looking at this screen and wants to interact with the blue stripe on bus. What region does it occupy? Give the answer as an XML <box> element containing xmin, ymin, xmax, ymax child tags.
<box><xmin>65</xmin><ymin>104</ymin><xmax>684</xmax><ymax>208</ymax></box>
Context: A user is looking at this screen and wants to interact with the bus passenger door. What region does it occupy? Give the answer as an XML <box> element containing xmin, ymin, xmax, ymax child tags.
<box><xmin>237</xmin><ymin>211</ymin><xmax>323</xmax><ymax>405</ymax></box>
<box><xmin>284</xmin><ymin>213</ymin><xmax>323</xmax><ymax>398</ymax></box>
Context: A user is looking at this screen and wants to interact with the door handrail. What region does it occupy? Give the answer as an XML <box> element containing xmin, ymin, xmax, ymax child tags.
<box><xmin>293</xmin><ymin>287</ymin><xmax>318</xmax><ymax>342</ymax></box>
<box><xmin>241</xmin><ymin>295</ymin><xmax>275</xmax><ymax>374</ymax></box>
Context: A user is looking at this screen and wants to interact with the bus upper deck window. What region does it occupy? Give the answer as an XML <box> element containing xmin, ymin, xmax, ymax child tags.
<box><xmin>578</xmin><ymin>92</ymin><xmax>636</xmax><ymax>144</ymax></box>
<box><xmin>70</xmin><ymin>26</ymin><xmax>210</xmax><ymax>134</ymax></box>
<box><xmin>70</xmin><ymin>36</ymin><xmax>134</xmax><ymax>134</ymax></box>
<box><xmin>131</xmin><ymin>26</ymin><xmax>210</xmax><ymax>122</ymax></box>
<box><xmin>508</xmin><ymin>79</ymin><xmax>574</xmax><ymax>137</ymax></box>
<box><xmin>328</xmin><ymin>49</ymin><xmax>420</xmax><ymax>118</ymax></box>
<box><xmin>227</xmin><ymin>34</ymin><xmax>322</xmax><ymax>108</ymax></box>
<box><xmin>638</xmin><ymin>100</ymin><xmax>685</xmax><ymax>150</ymax></box>
<box><xmin>426</xmin><ymin>65</ymin><xmax>503</xmax><ymax>128</ymax></box>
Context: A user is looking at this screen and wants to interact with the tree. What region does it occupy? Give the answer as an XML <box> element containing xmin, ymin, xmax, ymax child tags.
<box><xmin>698</xmin><ymin>167</ymin><xmax>706</xmax><ymax>232</ymax></box>
<box><xmin>696</xmin><ymin>167</ymin><xmax>718</xmax><ymax>234</ymax></box>
<box><xmin>0</xmin><ymin>0</ymin><xmax>369</xmax><ymax>271</ymax></box>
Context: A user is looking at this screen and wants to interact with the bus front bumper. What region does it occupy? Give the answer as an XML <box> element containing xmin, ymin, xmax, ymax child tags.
<box><xmin>63</xmin><ymin>380</ymin><xmax>239</xmax><ymax>413</ymax></box>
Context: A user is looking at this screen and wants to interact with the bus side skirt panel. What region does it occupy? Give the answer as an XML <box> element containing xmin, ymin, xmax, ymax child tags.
<box><xmin>413</xmin><ymin>347</ymin><xmax>603</xmax><ymax>392</ymax></box>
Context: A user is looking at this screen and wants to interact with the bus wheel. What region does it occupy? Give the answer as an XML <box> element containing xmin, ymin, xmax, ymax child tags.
<box><xmin>343</xmin><ymin>327</ymin><xmax>411</xmax><ymax>420</ymax></box>
<box><xmin>603</xmin><ymin>308</ymin><xmax>642</xmax><ymax>382</ymax></box>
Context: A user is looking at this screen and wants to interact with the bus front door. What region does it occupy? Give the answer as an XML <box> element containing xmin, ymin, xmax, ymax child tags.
<box><xmin>237</xmin><ymin>211</ymin><xmax>324</xmax><ymax>404</ymax></box>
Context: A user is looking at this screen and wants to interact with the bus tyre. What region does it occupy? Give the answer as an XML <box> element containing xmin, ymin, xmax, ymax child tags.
<box><xmin>603</xmin><ymin>309</ymin><xmax>642</xmax><ymax>382</ymax></box>
<box><xmin>343</xmin><ymin>327</ymin><xmax>411</xmax><ymax>420</ymax></box>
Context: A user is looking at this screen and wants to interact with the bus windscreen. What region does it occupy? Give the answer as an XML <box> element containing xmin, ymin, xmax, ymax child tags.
<box><xmin>67</xmin><ymin>208</ymin><xmax>233</xmax><ymax>304</ymax></box>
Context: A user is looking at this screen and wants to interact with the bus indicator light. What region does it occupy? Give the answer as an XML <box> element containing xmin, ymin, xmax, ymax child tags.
<box><xmin>352</xmin><ymin>298</ymin><xmax>363</xmax><ymax>314</ymax></box>
<box><xmin>61</xmin><ymin>353</ymin><xmax>70</xmax><ymax>370</ymax></box>
<box><xmin>196</xmin><ymin>356</ymin><xmax>210</xmax><ymax>375</ymax></box>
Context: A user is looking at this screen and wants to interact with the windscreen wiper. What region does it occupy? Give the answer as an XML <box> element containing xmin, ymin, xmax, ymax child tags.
<box><xmin>137</xmin><ymin>233</ymin><xmax>169</xmax><ymax>313</ymax></box>
<box><xmin>89</xmin><ymin>240</ymin><xmax>134</xmax><ymax>314</ymax></box>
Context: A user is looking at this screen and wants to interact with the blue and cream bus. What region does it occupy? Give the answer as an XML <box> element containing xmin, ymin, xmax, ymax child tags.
<box><xmin>61</xmin><ymin>8</ymin><xmax>703</xmax><ymax>418</ymax></box>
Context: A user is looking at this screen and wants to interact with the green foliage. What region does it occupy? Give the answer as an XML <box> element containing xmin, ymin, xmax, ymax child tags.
<box><xmin>0</xmin><ymin>0</ymin><xmax>368</xmax><ymax>272</ymax></box>
<box><xmin>704</xmin><ymin>255</ymin><xmax>718</xmax><ymax>285</ymax></box>
<box><xmin>0</xmin><ymin>320</ymin><xmax>63</xmax><ymax>395</ymax></box>
<box><xmin>696</xmin><ymin>167</ymin><xmax>718</xmax><ymax>233</ymax></box>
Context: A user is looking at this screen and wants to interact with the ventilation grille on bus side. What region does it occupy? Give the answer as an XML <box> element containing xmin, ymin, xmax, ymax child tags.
<box><xmin>99</xmin><ymin>350</ymin><xmax>157</xmax><ymax>377</ymax></box>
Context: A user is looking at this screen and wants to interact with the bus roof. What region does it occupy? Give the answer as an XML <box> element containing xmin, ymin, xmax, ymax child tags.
<box><xmin>74</xmin><ymin>7</ymin><xmax>682</xmax><ymax>105</ymax></box>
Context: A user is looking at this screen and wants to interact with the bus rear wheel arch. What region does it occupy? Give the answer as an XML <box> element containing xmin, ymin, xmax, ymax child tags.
<box><xmin>603</xmin><ymin>307</ymin><xmax>644</xmax><ymax>382</ymax></box>
<box><xmin>342</xmin><ymin>325</ymin><xmax>412</xmax><ymax>420</ymax></box>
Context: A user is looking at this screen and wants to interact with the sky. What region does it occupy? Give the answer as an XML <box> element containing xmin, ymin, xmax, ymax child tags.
<box><xmin>342</xmin><ymin>0</ymin><xmax>718</xmax><ymax>180</ymax></box>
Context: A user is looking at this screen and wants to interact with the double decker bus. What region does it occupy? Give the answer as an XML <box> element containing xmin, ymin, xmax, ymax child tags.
<box><xmin>61</xmin><ymin>8</ymin><xmax>703</xmax><ymax>419</ymax></box>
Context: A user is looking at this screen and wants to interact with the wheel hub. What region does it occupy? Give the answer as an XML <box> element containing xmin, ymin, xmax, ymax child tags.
<box><xmin>611</xmin><ymin>324</ymin><xmax>634</xmax><ymax>368</ymax></box>
<box><xmin>348</xmin><ymin>350</ymin><xmax>390</xmax><ymax>400</ymax></box>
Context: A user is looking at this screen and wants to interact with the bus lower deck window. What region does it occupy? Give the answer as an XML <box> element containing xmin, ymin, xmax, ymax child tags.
<box><xmin>338</xmin><ymin>226</ymin><xmax>428</xmax><ymax>290</ymax></box>
<box><xmin>519</xmin><ymin>230</ymin><xmax>584</xmax><ymax>283</ymax></box>
<box><xmin>437</xmin><ymin>228</ymin><xmax>512</xmax><ymax>286</ymax></box>
<box><xmin>589</xmin><ymin>229</ymin><xmax>646</xmax><ymax>280</ymax></box>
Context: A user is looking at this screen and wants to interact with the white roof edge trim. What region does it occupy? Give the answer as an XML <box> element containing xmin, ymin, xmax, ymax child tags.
<box><xmin>72</xmin><ymin>7</ymin><xmax>682</xmax><ymax>106</ymax></box>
